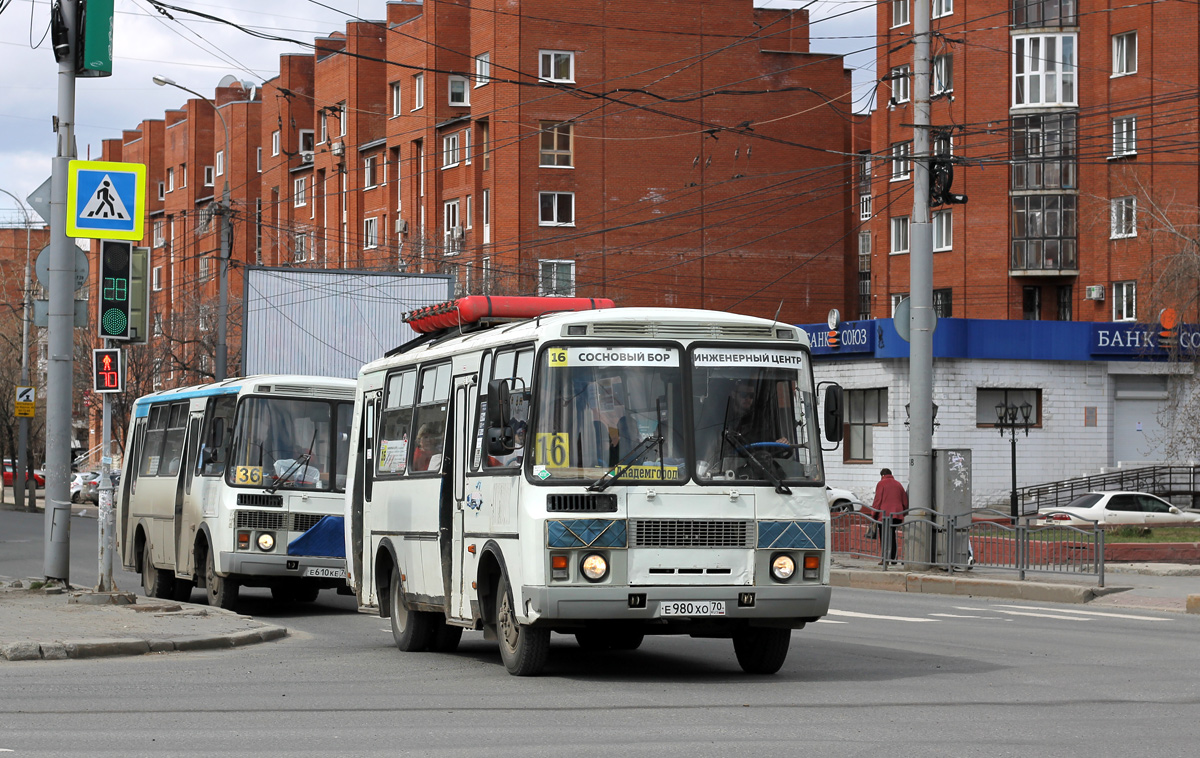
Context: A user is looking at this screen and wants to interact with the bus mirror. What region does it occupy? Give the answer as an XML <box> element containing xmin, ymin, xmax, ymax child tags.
<box><xmin>486</xmin><ymin>379</ymin><xmax>514</xmax><ymax>455</ymax></box>
<box><xmin>823</xmin><ymin>385</ymin><xmax>844</xmax><ymax>443</ymax></box>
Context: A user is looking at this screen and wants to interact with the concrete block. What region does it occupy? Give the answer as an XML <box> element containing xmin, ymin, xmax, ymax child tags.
<box><xmin>1187</xmin><ymin>595</ymin><xmax>1200</xmax><ymax>614</ymax></box>
<box><xmin>147</xmin><ymin>640</ymin><xmax>175</xmax><ymax>653</ymax></box>
<box><xmin>39</xmin><ymin>643</ymin><xmax>68</xmax><ymax>660</ymax></box>
<box><xmin>172</xmin><ymin>635</ymin><xmax>234</xmax><ymax>651</ymax></box>
<box><xmin>64</xmin><ymin>638</ymin><xmax>151</xmax><ymax>658</ymax></box>
<box><xmin>2</xmin><ymin>641</ymin><xmax>43</xmax><ymax>661</ymax></box>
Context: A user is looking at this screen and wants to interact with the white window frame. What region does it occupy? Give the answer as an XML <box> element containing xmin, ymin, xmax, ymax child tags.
<box><xmin>181</xmin><ymin>164</ymin><xmax>187</xmax><ymax>188</ymax></box>
<box><xmin>1112</xmin><ymin>116</ymin><xmax>1137</xmax><ymax>157</ymax></box>
<box><xmin>890</xmin><ymin>216</ymin><xmax>910</xmax><ymax>254</ymax></box>
<box><xmin>890</xmin><ymin>65</ymin><xmax>910</xmax><ymax>104</ymax></box>
<box><xmin>153</xmin><ymin>220</ymin><xmax>165</xmax><ymax>247</ymax></box>
<box><xmin>539</xmin><ymin>259</ymin><xmax>576</xmax><ymax>297</ymax></box>
<box><xmin>539</xmin><ymin>50</ymin><xmax>575</xmax><ymax>83</ymax></box>
<box><xmin>448</xmin><ymin>76</ymin><xmax>469</xmax><ymax>106</ymax></box>
<box><xmin>215</xmin><ymin>149</ymin><xmax>224</xmax><ymax>178</ymax></box>
<box><xmin>271</xmin><ymin>129</ymin><xmax>281</xmax><ymax>156</ymax></box>
<box><xmin>256</xmin><ymin>147</ymin><xmax>262</xmax><ymax>173</ymax></box>
<box><xmin>539</xmin><ymin>191</ymin><xmax>575</xmax><ymax>227</ymax></box>
<box><xmin>932</xmin><ymin>55</ymin><xmax>953</xmax><ymax>95</ymax></box>
<box><xmin>364</xmin><ymin>155</ymin><xmax>379</xmax><ymax>189</ymax></box>
<box><xmin>1110</xmin><ymin>196</ymin><xmax>1136</xmax><ymax>239</ymax></box>
<box><xmin>364</xmin><ymin>217</ymin><xmax>379</xmax><ymax>249</ymax></box>
<box><xmin>299</xmin><ymin>129</ymin><xmax>315</xmax><ymax>153</ymax></box>
<box><xmin>391</xmin><ymin>82</ymin><xmax>402</xmax><ymax>116</ymax></box>
<box><xmin>1112</xmin><ymin>32</ymin><xmax>1137</xmax><ymax>77</ymax></box>
<box><xmin>293</xmin><ymin>177</ymin><xmax>307</xmax><ymax>207</ymax></box>
<box><xmin>319</xmin><ymin>113</ymin><xmax>328</xmax><ymax>145</ymax></box>
<box><xmin>157</xmin><ymin>181</ymin><xmax>165</xmax><ymax>201</ymax></box>
<box><xmin>891</xmin><ymin>142</ymin><xmax>911</xmax><ymax>181</ymax></box>
<box><xmin>413</xmin><ymin>74</ymin><xmax>425</xmax><ymax>110</ymax></box>
<box><xmin>444</xmin><ymin>200</ymin><xmax>461</xmax><ymax>255</ymax></box>
<box><xmin>482</xmin><ymin>188</ymin><xmax>491</xmax><ymax>244</ymax></box>
<box><xmin>203</xmin><ymin>166</ymin><xmax>214</xmax><ymax>187</ymax></box>
<box><xmin>337</xmin><ymin>102</ymin><xmax>347</xmax><ymax>137</ymax></box>
<box><xmin>859</xmin><ymin>194</ymin><xmax>872</xmax><ymax>221</ymax></box>
<box><xmin>475</xmin><ymin>52</ymin><xmax>490</xmax><ymax>87</ymax></box>
<box><xmin>442</xmin><ymin>134</ymin><xmax>460</xmax><ymax>168</ymax></box>
<box><xmin>892</xmin><ymin>0</ymin><xmax>910</xmax><ymax>28</ymax></box>
<box><xmin>1013</xmin><ymin>33</ymin><xmax>1077</xmax><ymax>108</ymax></box>
<box><xmin>933</xmin><ymin>209</ymin><xmax>952</xmax><ymax>251</ymax></box>
<box><xmin>152</xmin><ymin>265</ymin><xmax>163</xmax><ymax>292</ymax></box>
<box><xmin>464</xmin><ymin>129</ymin><xmax>472</xmax><ymax>165</ymax></box>
<box><xmin>932</xmin><ymin>0</ymin><xmax>952</xmax><ymax>19</ymax></box>
<box><xmin>1113</xmin><ymin>280</ymin><xmax>1136</xmax><ymax>321</ymax></box>
<box><xmin>294</xmin><ymin>232</ymin><xmax>308</xmax><ymax>263</ymax></box>
<box><xmin>465</xmin><ymin>195</ymin><xmax>473</xmax><ymax>230</ymax></box>
<box><xmin>166</xmin><ymin>167</ymin><xmax>174</xmax><ymax>192</ymax></box>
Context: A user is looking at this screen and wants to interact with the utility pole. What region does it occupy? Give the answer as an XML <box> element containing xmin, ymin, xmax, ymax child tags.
<box><xmin>0</xmin><ymin>188</ymin><xmax>34</xmax><ymax>512</ymax></box>
<box><xmin>906</xmin><ymin>0</ymin><xmax>935</xmax><ymax>539</ymax></box>
<box><xmin>44</xmin><ymin>0</ymin><xmax>80</xmax><ymax>582</ymax></box>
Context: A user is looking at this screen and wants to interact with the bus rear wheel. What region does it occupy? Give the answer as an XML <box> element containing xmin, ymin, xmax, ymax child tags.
<box><xmin>430</xmin><ymin>621</ymin><xmax>464</xmax><ymax>653</ymax></box>
<box><xmin>389</xmin><ymin>565</ymin><xmax>433</xmax><ymax>651</ymax></box>
<box><xmin>496</xmin><ymin>573</ymin><xmax>549</xmax><ymax>676</ymax></box>
<box><xmin>732</xmin><ymin>627</ymin><xmax>791</xmax><ymax>675</ymax></box>
<box><xmin>141</xmin><ymin>541</ymin><xmax>174</xmax><ymax>599</ymax></box>
<box><xmin>205</xmin><ymin>547</ymin><xmax>239</xmax><ymax>610</ymax></box>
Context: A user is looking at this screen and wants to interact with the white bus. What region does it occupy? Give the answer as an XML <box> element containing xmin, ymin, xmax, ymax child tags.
<box><xmin>346</xmin><ymin>297</ymin><xmax>843</xmax><ymax>676</ymax></box>
<box><xmin>116</xmin><ymin>375</ymin><xmax>357</xmax><ymax>609</ymax></box>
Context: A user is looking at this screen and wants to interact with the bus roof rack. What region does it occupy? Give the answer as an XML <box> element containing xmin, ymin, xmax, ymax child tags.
<box><xmin>400</xmin><ymin>296</ymin><xmax>615</xmax><ymax>336</ymax></box>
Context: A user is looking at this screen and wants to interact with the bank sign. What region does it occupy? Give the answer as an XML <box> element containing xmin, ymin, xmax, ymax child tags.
<box><xmin>803</xmin><ymin>320</ymin><xmax>876</xmax><ymax>356</ymax></box>
<box><xmin>1091</xmin><ymin>322</ymin><xmax>1200</xmax><ymax>356</ymax></box>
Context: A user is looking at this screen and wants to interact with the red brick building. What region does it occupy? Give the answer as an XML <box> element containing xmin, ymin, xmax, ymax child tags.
<box><xmin>864</xmin><ymin>0</ymin><xmax>1200</xmax><ymax>323</ymax></box>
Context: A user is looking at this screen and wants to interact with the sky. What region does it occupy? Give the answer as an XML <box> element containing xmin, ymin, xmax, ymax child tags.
<box><xmin>0</xmin><ymin>0</ymin><xmax>877</xmax><ymax>225</ymax></box>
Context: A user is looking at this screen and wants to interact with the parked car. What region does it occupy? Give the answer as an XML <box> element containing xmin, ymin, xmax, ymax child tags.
<box><xmin>1036</xmin><ymin>491</ymin><xmax>1200</xmax><ymax>527</ymax></box>
<box><xmin>827</xmin><ymin>485</ymin><xmax>867</xmax><ymax>513</ymax></box>
<box><xmin>3</xmin><ymin>461</ymin><xmax>46</xmax><ymax>488</ymax></box>
<box><xmin>70</xmin><ymin>471</ymin><xmax>100</xmax><ymax>503</ymax></box>
<box><xmin>78</xmin><ymin>472</ymin><xmax>120</xmax><ymax>504</ymax></box>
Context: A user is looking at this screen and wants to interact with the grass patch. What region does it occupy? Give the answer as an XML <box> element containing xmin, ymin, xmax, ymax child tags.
<box><xmin>1103</xmin><ymin>526</ymin><xmax>1200</xmax><ymax>543</ymax></box>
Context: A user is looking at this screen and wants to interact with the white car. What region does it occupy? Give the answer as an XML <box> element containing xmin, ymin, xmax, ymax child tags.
<box><xmin>827</xmin><ymin>486</ymin><xmax>866</xmax><ymax>513</ymax></box>
<box><xmin>1036</xmin><ymin>491</ymin><xmax>1200</xmax><ymax>527</ymax></box>
<box><xmin>70</xmin><ymin>471</ymin><xmax>99</xmax><ymax>503</ymax></box>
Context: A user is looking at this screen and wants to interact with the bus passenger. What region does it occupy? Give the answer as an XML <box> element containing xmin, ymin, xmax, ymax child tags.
<box><xmin>412</xmin><ymin>424</ymin><xmax>442</xmax><ymax>471</ymax></box>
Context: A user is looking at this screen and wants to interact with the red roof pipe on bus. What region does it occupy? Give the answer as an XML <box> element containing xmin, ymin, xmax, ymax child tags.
<box><xmin>403</xmin><ymin>296</ymin><xmax>615</xmax><ymax>333</ymax></box>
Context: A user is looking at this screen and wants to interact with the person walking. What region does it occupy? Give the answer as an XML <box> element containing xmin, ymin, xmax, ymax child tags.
<box><xmin>872</xmin><ymin>467</ymin><xmax>908</xmax><ymax>565</ymax></box>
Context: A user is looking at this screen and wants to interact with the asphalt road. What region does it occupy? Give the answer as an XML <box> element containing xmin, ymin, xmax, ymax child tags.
<box><xmin>2</xmin><ymin>508</ymin><xmax>1199</xmax><ymax>757</ymax></box>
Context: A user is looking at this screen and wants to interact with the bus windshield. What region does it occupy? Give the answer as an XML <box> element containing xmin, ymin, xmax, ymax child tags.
<box><xmin>532</xmin><ymin>345</ymin><xmax>687</xmax><ymax>483</ymax></box>
<box><xmin>691</xmin><ymin>346</ymin><xmax>821</xmax><ymax>485</ymax></box>
<box><xmin>227</xmin><ymin>396</ymin><xmax>353</xmax><ymax>491</ymax></box>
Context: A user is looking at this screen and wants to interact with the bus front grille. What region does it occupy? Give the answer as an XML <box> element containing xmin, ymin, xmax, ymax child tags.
<box><xmin>629</xmin><ymin>519</ymin><xmax>754</xmax><ymax>548</ymax></box>
<box><xmin>236</xmin><ymin>493</ymin><xmax>283</xmax><ymax>507</ymax></box>
<box><xmin>235</xmin><ymin>511</ymin><xmax>326</xmax><ymax>532</ymax></box>
<box><xmin>547</xmin><ymin>494</ymin><xmax>618</xmax><ymax>513</ymax></box>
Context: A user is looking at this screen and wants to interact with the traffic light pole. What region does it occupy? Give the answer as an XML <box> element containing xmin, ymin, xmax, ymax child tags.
<box><xmin>97</xmin><ymin>338</ymin><xmax>115</xmax><ymax>592</ymax></box>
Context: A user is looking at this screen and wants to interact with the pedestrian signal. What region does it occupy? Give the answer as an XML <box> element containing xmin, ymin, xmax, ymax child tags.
<box><xmin>99</xmin><ymin>240</ymin><xmax>132</xmax><ymax>339</ymax></box>
<box><xmin>92</xmin><ymin>348</ymin><xmax>124</xmax><ymax>394</ymax></box>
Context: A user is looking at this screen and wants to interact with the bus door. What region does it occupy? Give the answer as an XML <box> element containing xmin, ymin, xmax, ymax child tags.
<box><xmin>172</xmin><ymin>411</ymin><xmax>202</xmax><ymax>571</ymax></box>
<box><xmin>449</xmin><ymin>372</ymin><xmax>477</xmax><ymax>620</ymax></box>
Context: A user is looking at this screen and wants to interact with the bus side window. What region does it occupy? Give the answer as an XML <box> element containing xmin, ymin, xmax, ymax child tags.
<box><xmin>410</xmin><ymin>363</ymin><xmax>450</xmax><ymax>474</ymax></box>
<box><xmin>485</xmin><ymin>347</ymin><xmax>533</xmax><ymax>470</ymax></box>
<box><xmin>160</xmin><ymin>402</ymin><xmax>189</xmax><ymax>477</ymax></box>
<box><xmin>377</xmin><ymin>370</ymin><xmax>415</xmax><ymax>477</ymax></box>
<box><xmin>198</xmin><ymin>395</ymin><xmax>237</xmax><ymax>477</ymax></box>
<box><xmin>140</xmin><ymin>405</ymin><xmax>169</xmax><ymax>477</ymax></box>
<box><xmin>470</xmin><ymin>352</ymin><xmax>493</xmax><ymax>471</ymax></box>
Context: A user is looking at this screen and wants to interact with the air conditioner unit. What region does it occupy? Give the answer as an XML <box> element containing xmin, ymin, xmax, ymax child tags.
<box><xmin>331</xmin><ymin>141</ymin><xmax>345</xmax><ymax>157</ymax></box>
<box><xmin>1084</xmin><ymin>285</ymin><xmax>1106</xmax><ymax>301</ymax></box>
<box><xmin>397</xmin><ymin>219</ymin><xmax>408</xmax><ymax>234</ymax></box>
<box><xmin>299</xmin><ymin>150</ymin><xmax>314</xmax><ymax>164</ymax></box>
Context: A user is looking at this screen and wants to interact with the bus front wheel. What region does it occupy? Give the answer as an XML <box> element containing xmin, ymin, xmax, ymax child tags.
<box><xmin>205</xmin><ymin>548</ymin><xmax>239</xmax><ymax>610</ymax></box>
<box><xmin>732</xmin><ymin>627</ymin><xmax>791</xmax><ymax>674</ymax></box>
<box><xmin>141</xmin><ymin>541</ymin><xmax>175</xmax><ymax>599</ymax></box>
<box><xmin>496</xmin><ymin>573</ymin><xmax>549</xmax><ymax>676</ymax></box>
<box><xmin>389</xmin><ymin>565</ymin><xmax>433</xmax><ymax>652</ymax></box>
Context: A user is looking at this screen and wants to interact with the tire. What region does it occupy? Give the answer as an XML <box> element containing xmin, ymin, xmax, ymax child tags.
<box><xmin>574</xmin><ymin>629</ymin><xmax>611</xmax><ymax>651</ymax></box>
<box><xmin>610</xmin><ymin>631</ymin><xmax>644</xmax><ymax>651</ymax></box>
<box><xmin>295</xmin><ymin>582</ymin><xmax>321</xmax><ymax>603</ymax></box>
<box><xmin>496</xmin><ymin>572</ymin><xmax>549</xmax><ymax>676</ymax></box>
<box><xmin>141</xmin><ymin>540</ymin><xmax>175</xmax><ymax>599</ymax></box>
<box><xmin>171</xmin><ymin>580</ymin><xmax>195</xmax><ymax>603</ymax></box>
<box><xmin>733</xmin><ymin>627</ymin><xmax>792</xmax><ymax>675</ymax></box>
<box><xmin>271</xmin><ymin>584</ymin><xmax>298</xmax><ymax>603</ymax></box>
<box><xmin>389</xmin><ymin>565</ymin><xmax>434</xmax><ymax>652</ymax></box>
<box><xmin>205</xmin><ymin>547</ymin><xmax>239</xmax><ymax>611</ymax></box>
<box><xmin>831</xmin><ymin>500</ymin><xmax>851</xmax><ymax>513</ymax></box>
<box><xmin>430</xmin><ymin>621</ymin><xmax>464</xmax><ymax>653</ymax></box>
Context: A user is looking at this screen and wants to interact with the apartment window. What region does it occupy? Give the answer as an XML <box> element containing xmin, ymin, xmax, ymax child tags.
<box><xmin>391</xmin><ymin>82</ymin><xmax>402</xmax><ymax>116</ymax></box>
<box><xmin>539</xmin><ymin>259</ymin><xmax>575</xmax><ymax>296</ymax></box>
<box><xmin>933</xmin><ymin>209</ymin><xmax>952</xmax><ymax>251</ymax></box>
<box><xmin>152</xmin><ymin>265</ymin><xmax>163</xmax><ymax>292</ymax></box>
<box><xmin>319</xmin><ymin>112</ymin><xmax>328</xmax><ymax>144</ymax></box>
<box><xmin>480</xmin><ymin>120</ymin><xmax>490</xmax><ymax>170</ymax></box>
<box><xmin>539</xmin><ymin>50</ymin><xmax>574</xmax><ymax>82</ymax></box>
<box><xmin>857</xmin><ymin>152</ymin><xmax>872</xmax><ymax>192</ymax></box>
<box><xmin>413</xmin><ymin>74</ymin><xmax>425</xmax><ymax>110</ymax></box>
<box><xmin>153</xmin><ymin>220</ymin><xmax>165</xmax><ymax>247</ymax></box>
<box><xmin>153</xmin><ymin>314</ymin><xmax>163</xmax><ymax>337</ymax></box>
<box><xmin>254</xmin><ymin>199</ymin><xmax>262</xmax><ymax>264</ymax></box>
<box><xmin>293</xmin><ymin>177</ymin><xmax>306</xmax><ymax>207</ymax></box>
<box><xmin>1111</xmin><ymin>196</ymin><xmax>1136</xmax><ymax>239</ymax></box>
<box><xmin>482</xmin><ymin>188</ymin><xmax>491</xmax><ymax>244</ymax></box>
<box><xmin>157</xmin><ymin>181</ymin><xmax>165</xmax><ymax>201</ymax></box>
<box><xmin>443</xmin><ymin>134</ymin><xmax>460</xmax><ymax>168</ymax></box>
<box><xmin>1057</xmin><ymin>285</ymin><xmax>1073</xmax><ymax>321</ymax></box>
<box><xmin>933</xmin><ymin>288</ymin><xmax>953</xmax><ymax>318</ymax></box>
<box><xmin>1113</xmin><ymin>281</ymin><xmax>1136</xmax><ymax>321</ymax></box>
<box><xmin>859</xmin><ymin>194</ymin><xmax>872</xmax><ymax>221</ymax></box>
<box><xmin>256</xmin><ymin>147</ymin><xmax>262</xmax><ymax>173</ymax></box>
<box><xmin>167</xmin><ymin>167</ymin><xmax>174</xmax><ymax>192</ymax></box>
<box><xmin>932</xmin><ymin>55</ymin><xmax>953</xmax><ymax>95</ymax></box>
<box><xmin>539</xmin><ymin>192</ymin><xmax>575</xmax><ymax>226</ymax></box>
<box><xmin>475</xmin><ymin>52</ymin><xmax>490</xmax><ymax>86</ymax></box>
<box><xmin>890</xmin><ymin>216</ymin><xmax>909</xmax><ymax>254</ymax></box>
<box><xmin>271</xmin><ymin>130</ymin><xmax>280</xmax><ymax>156</ymax></box>
<box><xmin>365</xmin><ymin>155</ymin><xmax>379</xmax><ymax>188</ymax></box>
<box><xmin>481</xmin><ymin>256</ymin><xmax>492</xmax><ymax>293</ymax></box>
<box><xmin>199</xmin><ymin>256</ymin><xmax>211</xmax><ymax>282</ymax></box>
<box><xmin>1013</xmin><ymin>33</ymin><xmax>1077</xmax><ymax>107</ymax></box>
<box><xmin>462</xmin><ymin>129</ymin><xmax>472</xmax><ymax>165</ymax></box>
<box><xmin>215</xmin><ymin>150</ymin><xmax>224</xmax><ymax>178</ymax></box>
<box><xmin>891</xmin><ymin>141</ymin><xmax>911</xmax><ymax>181</ymax></box>
<box><xmin>1023</xmin><ymin>286</ymin><xmax>1041</xmax><ymax>320</ymax></box>
<box><xmin>846</xmin><ymin>388</ymin><xmax>887</xmax><ymax>463</ymax></box>
<box><xmin>1013</xmin><ymin>0</ymin><xmax>1076</xmax><ymax>28</ymax></box>
<box><xmin>1011</xmin><ymin>195</ymin><xmax>1077</xmax><ymax>271</ymax></box>
<box><xmin>448</xmin><ymin>76</ymin><xmax>469</xmax><ymax>106</ymax></box>
<box><xmin>1011</xmin><ymin>113</ymin><xmax>1076</xmax><ymax>190</ymax></box>
<box><xmin>858</xmin><ymin>232</ymin><xmax>872</xmax><ymax>320</ymax></box>
<box><xmin>294</xmin><ymin>232</ymin><xmax>308</xmax><ymax>263</ymax></box>
<box><xmin>202</xmin><ymin>166</ymin><xmax>214</xmax><ymax>187</ymax></box>
<box><xmin>933</xmin><ymin>0</ymin><xmax>952</xmax><ymax>18</ymax></box>
<box><xmin>299</xmin><ymin>130</ymin><xmax>314</xmax><ymax>153</ymax></box>
<box><xmin>891</xmin><ymin>0</ymin><xmax>909</xmax><ymax>27</ymax></box>
<box><xmin>1112</xmin><ymin>116</ymin><xmax>1137</xmax><ymax>157</ymax></box>
<box><xmin>337</xmin><ymin>101</ymin><xmax>347</xmax><ymax>137</ymax></box>
<box><xmin>539</xmin><ymin>122</ymin><xmax>573</xmax><ymax>167</ymax></box>
<box><xmin>890</xmin><ymin>65</ymin><xmax>910</xmax><ymax>104</ymax></box>
<box><xmin>364</xmin><ymin>217</ymin><xmax>378</xmax><ymax>249</ymax></box>
<box><xmin>465</xmin><ymin>195</ymin><xmax>473</xmax><ymax>229</ymax></box>
<box><xmin>891</xmin><ymin>293</ymin><xmax>909</xmax><ymax>316</ymax></box>
<box><xmin>976</xmin><ymin>388</ymin><xmax>1040</xmax><ymax>427</ymax></box>
<box><xmin>181</xmin><ymin>164</ymin><xmax>187</xmax><ymax>188</ymax></box>
<box><xmin>1113</xmin><ymin>32</ymin><xmax>1137</xmax><ymax>76</ymax></box>
<box><xmin>444</xmin><ymin>200</ymin><xmax>461</xmax><ymax>255</ymax></box>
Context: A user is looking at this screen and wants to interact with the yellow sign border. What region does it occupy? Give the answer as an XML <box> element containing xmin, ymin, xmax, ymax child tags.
<box><xmin>66</xmin><ymin>159</ymin><xmax>147</xmax><ymax>241</ymax></box>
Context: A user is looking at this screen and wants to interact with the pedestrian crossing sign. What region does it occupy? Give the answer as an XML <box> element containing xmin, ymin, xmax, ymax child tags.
<box><xmin>66</xmin><ymin>160</ymin><xmax>147</xmax><ymax>241</ymax></box>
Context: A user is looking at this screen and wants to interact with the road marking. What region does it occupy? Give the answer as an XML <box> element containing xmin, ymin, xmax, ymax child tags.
<box><xmin>828</xmin><ymin>609</ymin><xmax>933</xmax><ymax>623</ymax></box>
<box><xmin>955</xmin><ymin>605</ymin><xmax>1089</xmax><ymax>621</ymax></box>
<box><xmin>996</xmin><ymin>604</ymin><xmax>1171</xmax><ymax>621</ymax></box>
<box><xmin>929</xmin><ymin>613</ymin><xmax>1004</xmax><ymax>620</ymax></box>
<box><xmin>814</xmin><ymin>618</ymin><xmax>848</xmax><ymax>624</ymax></box>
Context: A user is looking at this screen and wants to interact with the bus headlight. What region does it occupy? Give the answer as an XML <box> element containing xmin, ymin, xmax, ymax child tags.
<box><xmin>770</xmin><ymin>554</ymin><xmax>795</xmax><ymax>581</ymax></box>
<box><xmin>257</xmin><ymin>532</ymin><xmax>275</xmax><ymax>552</ymax></box>
<box><xmin>580</xmin><ymin>553</ymin><xmax>608</xmax><ymax>582</ymax></box>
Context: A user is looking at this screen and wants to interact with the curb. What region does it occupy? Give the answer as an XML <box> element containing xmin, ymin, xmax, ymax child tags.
<box><xmin>0</xmin><ymin>626</ymin><xmax>287</xmax><ymax>662</ymax></box>
<box><xmin>831</xmin><ymin>568</ymin><xmax>1100</xmax><ymax>604</ymax></box>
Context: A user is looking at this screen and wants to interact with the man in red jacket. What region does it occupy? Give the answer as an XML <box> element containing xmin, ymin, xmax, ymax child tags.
<box><xmin>872</xmin><ymin>468</ymin><xmax>908</xmax><ymax>565</ymax></box>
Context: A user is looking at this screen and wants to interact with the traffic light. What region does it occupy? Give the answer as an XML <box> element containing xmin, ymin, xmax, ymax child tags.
<box><xmin>77</xmin><ymin>0</ymin><xmax>115</xmax><ymax>78</ymax></box>
<box><xmin>92</xmin><ymin>348</ymin><xmax>124</xmax><ymax>393</ymax></box>
<box><xmin>98</xmin><ymin>240</ymin><xmax>132</xmax><ymax>339</ymax></box>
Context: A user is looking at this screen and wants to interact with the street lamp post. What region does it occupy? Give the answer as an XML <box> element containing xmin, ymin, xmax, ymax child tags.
<box><xmin>996</xmin><ymin>400</ymin><xmax>1034</xmax><ymax>521</ymax></box>
<box><xmin>0</xmin><ymin>187</ymin><xmax>35</xmax><ymax>512</ymax></box>
<box><xmin>153</xmin><ymin>75</ymin><xmax>230</xmax><ymax>381</ymax></box>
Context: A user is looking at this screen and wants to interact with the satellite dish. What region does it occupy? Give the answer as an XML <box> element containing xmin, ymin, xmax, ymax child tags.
<box><xmin>217</xmin><ymin>74</ymin><xmax>240</xmax><ymax>88</ymax></box>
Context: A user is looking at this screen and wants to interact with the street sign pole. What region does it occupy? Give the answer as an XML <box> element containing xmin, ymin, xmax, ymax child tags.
<box><xmin>97</xmin><ymin>338</ymin><xmax>115</xmax><ymax>593</ymax></box>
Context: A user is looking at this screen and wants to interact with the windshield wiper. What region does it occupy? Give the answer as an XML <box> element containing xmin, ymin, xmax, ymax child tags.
<box><xmin>267</xmin><ymin>429</ymin><xmax>317</xmax><ymax>494</ymax></box>
<box><xmin>722</xmin><ymin>430</ymin><xmax>791</xmax><ymax>495</ymax></box>
<box><xmin>587</xmin><ymin>433</ymin><xmax>663</xmax><ymax>492</ymax></box>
